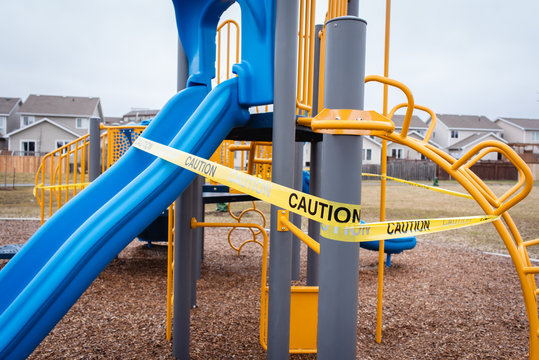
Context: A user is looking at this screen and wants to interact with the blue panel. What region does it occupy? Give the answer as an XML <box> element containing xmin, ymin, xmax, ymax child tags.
<box><xmin>171</xmin><ymin>0</ymin><xmax>275</xmax><ymax>105</ymax></box>
<box><xmin>0</xmin><ymin>79</ymin><xmax>249</xmax><ymax>359</ymax></box>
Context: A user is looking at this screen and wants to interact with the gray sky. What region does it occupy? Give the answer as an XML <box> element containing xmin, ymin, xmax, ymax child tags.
<box><xmin>1</xmin><ymin>1</ymin><xmax>538</xmax><ymax>119</ymax></box>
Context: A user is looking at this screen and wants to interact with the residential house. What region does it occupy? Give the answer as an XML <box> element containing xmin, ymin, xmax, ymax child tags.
<box><xmin>7</xmin><ymin>95</ymin><xmax>103</xmax><ymax>155</ymax></box>
<box><xmin>495</xmin><ymin>117</ymin><xmax>539</xmax><ymax>162</ymax></box>
<box><xmin>103</xmin><ymin>116</ymin><xmax>123</xmax><ymax>126</ymax></box>
<box><xmin>386</xmin><ymin>131</ymin><xmax>442</xmax><ymax>161</ymax></box>
<box><xmin>427</xmin><ymin>114</ymin><xmax>503</xmax><ymax>150</ymax></box>
<box><xmin>387</xmin><ymin>115</ymin><xmax>442</xmax><ymax>160</ymax></box>
<box><xmin>122</xmin><ymin>109</ymin><xmax>159</xmax><ymax>124</ymax></box>
<box><xmin>391</xmin><ymin>114</ymin><xmax>429</xmax><ymax>136</ymax></box>
<box><xmin>0</xmin><ymin>97</ymin><xmax>22</xmax><ymax>151</ymax></box>
<box><xmin>447</xmin><ymin>132</ymin><xmax>507</xmax><ymax>161</ymax></box>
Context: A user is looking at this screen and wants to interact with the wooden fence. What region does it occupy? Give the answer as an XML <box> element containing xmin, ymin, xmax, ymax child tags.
<box><xmin>362</xmin><ymin>160</ymin><xmax>437</xmax><ymax>181</ymax></box>
<box><xmin>437</xmin><ymin>160</ymin><xmax>518</xmax><ymax>181</ymax></box>
<box><xmin>0</xmin><ymin>155</ymin><xmax>44</xmax><ymax>174</ymax></box>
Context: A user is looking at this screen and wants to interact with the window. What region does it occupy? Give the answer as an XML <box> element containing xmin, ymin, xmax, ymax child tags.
<box><xmin>56</xmin><ymin>140</ymin><xmax>70</xmax><ymax>154</ymax></box>
<box><xmin>21</xmin><ymin>115</ymin><xmax>35</xmax><ymax>127</ymax></box>
<box><xmin>0</xmin><ymin>116</ymin><xmax>6</xmax><ymax>136</ymax></box>
<box><xmin>391</xmin><ymin>148</ymin><xmax>403</xmax><ymax>159</ymax></box>
<box><xmin>531</xmin><ymin>131</ymin><xmax>539</xmax><ymax>143</ymax></box>
<box><xmin>21</xmin><ymin>140</ymin><xmax>36</xmax><ymax>155</ymax></box>
<box><xmin>76</xmin><ymin>118</ymin><xmax>89</xmax><ymax>129</ymax></box>
<box><xmin>362</xmin><ymin>149</ymin><xmax>372</xmax><ymax>161</ymax></box>
<box><xmin>451</xmin><ymin>130</ymin><xmax>459</xmax><ymax>139</ymax></box>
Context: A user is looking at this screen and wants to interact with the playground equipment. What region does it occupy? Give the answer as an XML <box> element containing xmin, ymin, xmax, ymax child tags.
<box><xmin>1</xmin><ymin>0</ymin><xmax>538</xmax><ymax>359</ymax></box>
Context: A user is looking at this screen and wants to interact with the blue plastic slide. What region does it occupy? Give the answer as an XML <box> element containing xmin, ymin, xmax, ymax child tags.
<box><xmin>0</xmin><ymin>78</ymin><xmax>249</xmax><ymax>359</ymax></box>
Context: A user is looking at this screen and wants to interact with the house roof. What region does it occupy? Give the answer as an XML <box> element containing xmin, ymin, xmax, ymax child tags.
<box><xmin>0</xmin><ymin>98</ymin><xmax>22</xmax><ymax>115</ymax></box>
<box><xmin>123</xmin><ymin>109</ymin><xmax>159</xmax><ymax>118</ymax></box>
<box><xmin>103</xmin><ymin>116</ymin><xmax>123</xmax><ymax>125</ymax></box>
<box><xmin>18</xmin><ymin>95</ymin><xmax>100</xmax><ymax>117</ymax></box>
<box><xmin>496</xmin><ymin>117</ymin><xmax>539</xmax><ymax>131</ymax></box>
<box><xmin>434</xmin><ymin>114</ymin><xmax>501</xmax><ymax>131</ymax></box>
<box><xmin>407</xmin><ymin>130</ymin><xmax>442</xmax><ymax>148</ymax></box>
<box><xmin>6</xmin><ymin>118</ymin><xmax>80</xmax><ymax>138</ymax></box>
<box><xmin>391</xmin><ymin>115</ymin><xmax>428</xmax><ymax>129</ymax></box>
<box><xmin>364</xmin><ymin>136</ymin><xmax>382</xmax><ymax>147</ymax></box>
<box><xmin>448</xmin><ymin>132</ymin><xmax>506</xmax><ymax>150</ymax></box>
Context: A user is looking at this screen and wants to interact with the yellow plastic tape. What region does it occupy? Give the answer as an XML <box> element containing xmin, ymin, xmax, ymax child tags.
<box><xmin>320</xmin><ymin>215</ymin><xmax>499</xmax><ymax>242</ymax></box>
<box><xmin>133</xmin><ymin>137</ymin><xmax>361</xmax><ymax>227</ymax></box>
<box><xmin>362</xmin><ymin>173</ymin><xmax>473</xmax><ymax>199</ymax></box>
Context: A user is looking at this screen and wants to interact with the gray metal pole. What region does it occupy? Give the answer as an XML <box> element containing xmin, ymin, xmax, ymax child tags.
<box><xmin>173</xmin><ymin>36</ymin><xmax>191</xmax><ymax>360</ymax></box>
<box><xmin>306</xmin><ymin>142</ymin><xmax>320</xmax><ymax>285</ymax></box>
<box><xmin>348</xmin><ymin>0</ymin><xmax>359</xmax><ymax>16</ymax></box>
<box><xmin>291</xmin><ymin>142</ymin><xmax>303</xmax><ymax>280</ymax></box>
<box><xmin>88</xmin><ymin>117</ymin><xmax>101</xmax><ymax>181</ymax></box>
<box><xmin>173</xmin><ymin>182</ymin><xmax>193</xmax><ymax>359</ymax></box>
<box><xmin>306</xmin><ymin>24</ymin><xmax>323</xmax><ymax>286</ymax></box>
<box><xmin>317</xmin><ymin>16</ymin><xmax>366</xmax><ymax>359</ymax></box>
<box><xmin>194</xmin><ymin>175</ymin><xmax>204</xmax><ymax>276</ymax></box>
<box><xmin>267</xmin><ymin>0</ymin><xmax>299</xmax><ymax>358</ymax></box>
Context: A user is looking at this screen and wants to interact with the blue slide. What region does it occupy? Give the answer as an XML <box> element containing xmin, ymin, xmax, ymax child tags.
<box><xmin>0</xmin><ymin>78</ymin><xmax>250</xmax><ymax>359</ymax></box>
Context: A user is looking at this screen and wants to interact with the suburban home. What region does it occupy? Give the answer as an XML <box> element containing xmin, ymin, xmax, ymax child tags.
<box><xmin>447</xmin><ymin>132</ymin><xmax>507</xmax><ymax>160</ymax></box>
<box><xmin>391</xmin><ymin>114</ymin><xmax>429</xmax><ymax>136</ymax></box>
<box><xmin>495</xmin><ymin>117</ymin><xmax>539</xmax><ymax>163</ymax></box>
<box><xmin>0</xmin><ymin>97</ymin><xmax>22</xmax><ymax>151</ymax></box>
<box><xmin>7</xmin><ymin>95</ymin><xmax>103</xmax><ymax>155</ymax></box>
<box><xmin>387</xmin><ymin>130</ymin><xmax>442</xmax><ymax>160</ymax></box>
<box><xmin>427</xmin><ymin>114</ymin><xmax>503</xmax><ymax>151</ymax></box>
<box><xmin>361</xmin><ymin>136</ymin><xmax>382</xmax><ymax>164</ymax></box>
<box><xmin>122</xmin><ymin>109</ymin><xmax>159</xmax><ymax>124</ymax></box>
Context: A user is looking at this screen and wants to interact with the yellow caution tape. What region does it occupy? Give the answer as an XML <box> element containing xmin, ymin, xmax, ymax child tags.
<box><xmin>362</xmin><ymin>173</ymin><xmax>473</xmax><ymax>199</ymax></box>
<box><xmin>320</xmin><ymin>215</ymin><xmax>499</xmax><ymax>242</ymax></box>
<box><xmin>134</xmin><ymin>137</ymin><xmax>499</xmax><ymax>243</ymax></box>
<box><xmin>133</xmin><ymin>137</ymin><xmax>361</xmax><ymax>227</ymax></box>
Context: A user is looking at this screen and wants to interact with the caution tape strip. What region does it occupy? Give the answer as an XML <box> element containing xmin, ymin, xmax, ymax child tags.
<box><xmin>362</xmin><ymin>173</ymin><xmax>473</xmax><ymax>199</ymax></box>
<box><xmin>320</xmin><ymin>215</ymin><xmax>499</xmax><ymax>242</ymax></box>
<box><xmin>133</xmin><ymin>137</ymin><xmax>361</xmax><ymax>227</ymax></box>
<box><xmin>134</xmin><ymin>137</ymin><xmax>499</xmax><ymax>242</ymax></box>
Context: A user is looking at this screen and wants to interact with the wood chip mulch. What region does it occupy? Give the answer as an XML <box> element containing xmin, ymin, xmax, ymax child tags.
<box><xmin>0</xmin><ymin>220</ymin><xmax>532</xmax><ymax>359</ymax></box>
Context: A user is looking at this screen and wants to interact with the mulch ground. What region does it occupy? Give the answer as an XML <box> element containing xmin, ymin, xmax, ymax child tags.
<box><xmin>0</xmin><ymin>219</ymin><xmax>532</xmax><ymax>359</ymax></box>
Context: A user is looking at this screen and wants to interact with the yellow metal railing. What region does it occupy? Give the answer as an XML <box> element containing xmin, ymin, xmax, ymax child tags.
<box><xmin>34</xmin><ymin>125</ymin><xmax>145</xmax><ymax>224</ymax></box>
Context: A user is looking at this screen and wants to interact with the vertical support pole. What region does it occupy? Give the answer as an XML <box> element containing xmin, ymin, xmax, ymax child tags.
<box><xmin>88</xmin><ymin>117</ymin><xmax>101</xmax><ymax>182</ymax></box>
<box><xmin>347</xmin><ymin>0</ymin><xmax>359</xmax><ymax>16</ymax></box>
<box><xmin>306</xmin><ymin>24</ymin><xmax>323</xmax><ymax>286</ymax></box>
<box><xmin>173</xmin><ymin>37</ymin><xmax>191</xmax><ymax>360</ymax></box>
<box><xmin>306</xmin><ymin>141</ymin><xmax>321</xmax><ymax>285</ymax></box>
<box><xmin>194</xmin><ymin>175</ymin><xmax>204</xmax><ymax>272</ymax></box>
<box><xmin>317</xmin><ymin>16</ymin><xmax>367</xmax><ymax>360</ymax></box>
<box><xmin>267</xmin><ymin>0</ymin><xmax>299</xmax><ymax>358</ymax></box>
<box><xmin>291</xmin><ymin>142</ymin><xmax>303</xmax><ymax>280</ymax></box>
<box><xmin>173</xmin><ymin>183</ymin><xmax>193</xmax><ymax>359</ymax></box>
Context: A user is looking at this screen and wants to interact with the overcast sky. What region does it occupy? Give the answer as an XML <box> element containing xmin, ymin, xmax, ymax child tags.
<box><xmin>1</xmin><ymin>1</ymin><xmax>538</xmax><ymax>119</ymax></box>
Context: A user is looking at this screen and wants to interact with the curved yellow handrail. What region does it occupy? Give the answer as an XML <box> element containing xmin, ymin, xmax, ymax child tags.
<box><xmin>388</xmin><ymin>102</ymin><xmax>437</xmax><ymax>144</ymax></box>
<box><xmin>365</xmin><ymin>75</ymin><xmax>415</xmax><ymax>138</ymax></box>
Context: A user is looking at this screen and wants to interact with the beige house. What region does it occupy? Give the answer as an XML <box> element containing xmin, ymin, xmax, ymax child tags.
<box><xmin>495</xmin><ymin>117</ymin><xmax>539</xmax><ymax>162</ymax></box>
<box><xmin>122</xmin><ymin>109</ymin><xmax>159</xmax><ymax>124</ymax></box>
<box><xmin>387</xmin><ymin>131</ymin><xmax>442</xmax><ymax>160</ymax></box>
<box><xmin>7</xmin><ymin>95</ymin><xmax>103</xmax><ymax>155</ymax></box>
<box><xmin>447</xmin><ymin>132</ymin><xmax>507</xmax><ymax>160</ymax></box>
<box><xmin>0</xmin><ymin>97</ymin><xmax>22</xmax><ymax>151</ymax></box>
<box><xmin>427</xmin><ymin>114</ymin><xmax>503</xmax><ymax>150</ymax></box>
<box><xmin>7</xmin><ymin>118</ymin><xmax>81</xmax><ymax>155</ymax></box>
